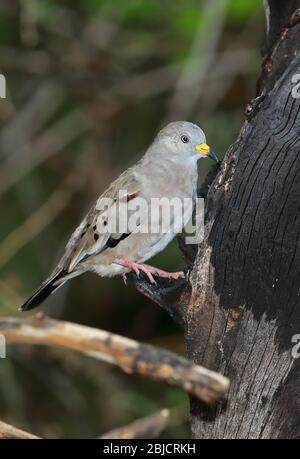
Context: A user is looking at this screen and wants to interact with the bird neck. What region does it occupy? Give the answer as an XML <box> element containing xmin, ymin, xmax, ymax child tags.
<box><xmin>138</xmin><ymin>153</ymin><xmax>199</xmax><ymax>198</ymax></box>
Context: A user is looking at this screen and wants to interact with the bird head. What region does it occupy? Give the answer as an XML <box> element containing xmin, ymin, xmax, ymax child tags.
<box><xmin>155</xmin><ymin>121</ymin><xmax>219</xmax><ymax>164</ymax></box>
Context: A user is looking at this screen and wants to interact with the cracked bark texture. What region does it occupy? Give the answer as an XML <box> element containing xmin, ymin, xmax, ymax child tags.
<box><xmin>186</xmin><ymin>0</ymin><xmax>300</xmax><ymax>439</ymax></box>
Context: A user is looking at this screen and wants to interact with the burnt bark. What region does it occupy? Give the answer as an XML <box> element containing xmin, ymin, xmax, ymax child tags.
<box><xmin>135</xmin><ymin>0</ymin><xmax>300</xmax><ymax>438</ymax></box>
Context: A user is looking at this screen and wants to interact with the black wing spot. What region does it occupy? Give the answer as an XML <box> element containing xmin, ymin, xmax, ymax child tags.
<box><xmin>80</xmin><ymin>231</ymin><xmax>86</xmax><ymax>238</ymax></box>
<box><xmin>93</xmin><ymin>225</ymin><xmax>97</xmax><ymax>231</ymax></box>
<box><xmin>80</xmin><ymin>232</ymin><xmax>131</xmax><ymax>262</ymax></box>
<box><xmin>106</xmin><ymin>233</ymin><xmax>130</xmax><ymax>248</ymax></box>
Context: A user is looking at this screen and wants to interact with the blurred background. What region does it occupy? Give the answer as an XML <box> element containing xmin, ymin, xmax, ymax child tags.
<box><xmin>0</xmin><ymin>0</ymin><xmax>264</xmax><ymax>438</ymax></box>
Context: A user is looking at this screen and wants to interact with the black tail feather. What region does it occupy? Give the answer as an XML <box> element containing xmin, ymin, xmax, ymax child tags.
<box><xmin>19</xmin><ymin>271</ymin><xmax>65</xmax><ymax>312</ymax></box>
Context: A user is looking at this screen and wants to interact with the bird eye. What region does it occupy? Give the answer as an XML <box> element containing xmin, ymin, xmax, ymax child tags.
<box><xmin>181</xmin><ymin>135</ymin><xmax>190</xmax><ymax>143</ymax></box>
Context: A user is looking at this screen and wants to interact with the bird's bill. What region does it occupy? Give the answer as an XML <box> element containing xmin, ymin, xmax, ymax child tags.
<box><xmin>195</xmin><ymin>143</ymin><xmax>219</xmax><ymax>163</ymax></box>
<box><xmin>208</xmin><ymin>150</ymin><xmax>220</xmax><ymax>163</ymax></box>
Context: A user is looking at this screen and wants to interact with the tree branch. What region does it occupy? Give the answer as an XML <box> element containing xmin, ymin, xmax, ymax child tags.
<box><xmin>0</xmin><ymin>420</ymin><xmax>39</xmax><ymax>439</ymax></box>
<box><xmin>0</xmin><ymin>410</ymin><xmax>169</xmax><ymax>440</ymax></box>
<box><xmin>0</xmin><ymin>314</ymin><xmax>229</xmax><ymax>405</ymax></box>
<box><xmin>131</xmin><ymin>274</ymin><xmax>188</xmax><ymax>326</ymax></box>
<box><xmin>99</xmin><ymin>409</ymin><xmax>170</xmax><ymax>439</ymax></box>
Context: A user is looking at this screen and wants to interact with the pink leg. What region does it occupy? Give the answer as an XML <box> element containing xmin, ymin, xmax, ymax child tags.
<box><xmin>142</xmin><ymin>263</ymin><xmax>185</xmax><ymax>280</ymax></box>
<box><xmin>114</xmin><ymin>257</ymin><xmax>185</xmax><ymax>284</ymax></box>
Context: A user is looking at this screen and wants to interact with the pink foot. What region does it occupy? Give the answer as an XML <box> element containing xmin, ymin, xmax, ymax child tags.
<box><xmin>142</xmin><ymin>263</ymin><xmax>185</xmax><ymax>281</ymax></box>
<box><xmin>114</xmin><ymin>258</ymin><xmax>185</xmax><ymax>284</ymax></box>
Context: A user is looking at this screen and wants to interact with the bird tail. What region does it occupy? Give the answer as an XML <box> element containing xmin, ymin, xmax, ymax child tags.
<box><xmin>19</xmin><ymin>270</ymin><xmax>67</xmax><ymax>312</ymax></box>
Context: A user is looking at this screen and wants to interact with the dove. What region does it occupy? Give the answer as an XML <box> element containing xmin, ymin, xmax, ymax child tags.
<box><xmin>20</xmin><ymin>121</ymin><xmax>218</xmax><ymax>312</ymax></box>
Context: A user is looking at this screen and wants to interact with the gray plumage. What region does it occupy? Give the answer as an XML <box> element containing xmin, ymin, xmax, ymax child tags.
<box><xmin>20</xmin><ymin>121</ymin><xmax>216</xmax><ymax>311</ymax></box>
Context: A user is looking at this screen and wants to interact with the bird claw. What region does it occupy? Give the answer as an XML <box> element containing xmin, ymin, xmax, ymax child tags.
<box><xmin>130</xmin><ymin>263</ymin><xmax>156</xmax><ymax>284</ymax></box>
<box><xmin>144</xmin><ymin>270</ymin><xmax>157</xmax><ymax>284</ymax></box>
<box><xmin>114</xmin><ymin>257</ymin><xmax>183</xmax><ymax>284</ymax></box>
<box><xmin>142</xmin><ymin>264</ymin><xmax>185</xmax><ymax>281</ymax></box>
<box><xmin>133</xmin><ymin>267</ymin><xmax>140</xmax><ymax>277</ymax></box>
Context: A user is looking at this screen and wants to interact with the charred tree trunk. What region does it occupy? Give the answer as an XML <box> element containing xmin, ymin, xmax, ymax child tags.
<box><xmin>186</xmin><ymin>0</ymin><xmax>300</xmax><ymax>439</ymax></box>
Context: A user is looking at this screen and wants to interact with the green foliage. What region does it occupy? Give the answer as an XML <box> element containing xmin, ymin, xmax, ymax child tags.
<box><xmin>227</xmin><ymin>0</ymin><xmax>263</xmax><ymax>23</ymax></box>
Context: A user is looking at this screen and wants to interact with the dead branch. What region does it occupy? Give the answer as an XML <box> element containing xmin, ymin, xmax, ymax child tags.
<box><xmin>99</xmin><ymin>409</ymin><xmax>170</xmax><ymax>439</ymax></box>
<box><xmin>0</xmin><ymin>314</ymin><xmax>229</xmax><ymax>405</ymax></box>
<box><xmin>0</xmin><ymin>411</ymin><xmax>168</xmax><ymax>440</ymax></box>
<box><xmin>0</xmin><ymin>420</ymin><xmax>39</xmax><ymax>439</ymax></box>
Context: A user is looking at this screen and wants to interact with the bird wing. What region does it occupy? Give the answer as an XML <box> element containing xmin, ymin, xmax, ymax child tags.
<box><xmin>59</xmin><ymin>169</ymin><xmax>141</xmax><ymax>273</ymax></box>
